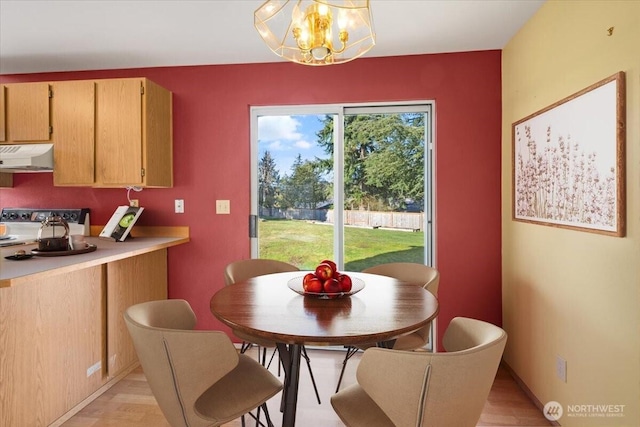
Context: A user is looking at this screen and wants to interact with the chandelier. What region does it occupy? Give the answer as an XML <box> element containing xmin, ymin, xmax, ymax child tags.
<box><xmin>254</xmin><ymin>0</ymin><xmax>375</xmax><ymax>66</ymax></box>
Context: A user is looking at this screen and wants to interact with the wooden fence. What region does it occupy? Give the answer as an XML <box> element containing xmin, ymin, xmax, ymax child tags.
<box><xmin>259</xmin><ymin>208</ymin><xmax>424</xmax><ymax>231</ymax></box>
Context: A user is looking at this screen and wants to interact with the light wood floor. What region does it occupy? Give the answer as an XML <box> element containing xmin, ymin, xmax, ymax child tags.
<box><xmin>61</xmin><ymin>347</ymin><xmax>551</xmax><ymax>427</ymax></box>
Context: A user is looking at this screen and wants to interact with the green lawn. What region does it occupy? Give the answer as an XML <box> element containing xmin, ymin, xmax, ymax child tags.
<box><xmin>258</xmin><ymin>219</ymin><xmax>424</xmax><ymax>271</ymax></box>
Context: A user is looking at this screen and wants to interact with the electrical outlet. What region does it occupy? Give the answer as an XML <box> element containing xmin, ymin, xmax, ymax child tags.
<box><xmin>556</xmin><ymin>355</ymin><xmax>567</xmax><ymax>382</ymax></box>
<box><xmin>174</xmin><ymin>199</ymin><xmax>184</xmax><ymax>214</ymax></box>
<box><xmin>216</xmin><ymin>200</ymin><xmax>230</xmax><ymax>214</ymax></box>
<box><xmin>130</xmin><ymin>199</ymin><xmax>139</xmax><ymax>207</ymax></box>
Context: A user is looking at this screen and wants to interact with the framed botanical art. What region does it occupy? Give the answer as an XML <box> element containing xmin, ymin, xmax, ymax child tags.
<box><xmin>512</xmin><ymin>71</ymin><xmax>626</xmax><ymax>236</ymax></box>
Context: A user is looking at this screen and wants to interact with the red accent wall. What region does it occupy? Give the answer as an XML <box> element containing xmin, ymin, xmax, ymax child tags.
<box><xmin>0</xmin><ymin>51</ymin><xmax>502</xmax><ymax>349</ymax></box>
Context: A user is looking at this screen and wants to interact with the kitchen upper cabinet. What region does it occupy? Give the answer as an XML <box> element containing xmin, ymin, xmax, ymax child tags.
<box><xmin>95</xmin><ymin>78</ymin><xmax>173</xmax><ymax>188</ymax></box>
<box><xmin>0</xmin><ymin>86</ymin><xmax>9</xmax><ymax>187</ymax></box>
<box><xmin>0</xmin><ymin>85</ymin><xmax>6</xmax><ymax>142</ymax></box>
<box><xmin>5</xmin><ymin>82</ymin><xmax>52</xmax><ymax>142</ymax></box>
<box><xmin>52</xmin><ymin>80</ymin><xmax>96</xmax><ymax>186</ymax></box>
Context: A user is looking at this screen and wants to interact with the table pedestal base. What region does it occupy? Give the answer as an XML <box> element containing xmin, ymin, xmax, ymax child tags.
<box><xmin>276</xmin><ymin>343</ymin><xmax>301</xmax><ymax>427</ymax></box>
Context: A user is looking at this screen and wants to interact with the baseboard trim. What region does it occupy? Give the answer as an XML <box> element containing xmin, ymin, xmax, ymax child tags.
<box><xmin>49</xmin><ymin>362</ymin><xmax>140</xmax><ymax>427</ymax></box>
<box><xmin>501</xmin><ymin>361</ymin><xmax>561</xmax><ymax>426</ymax></box>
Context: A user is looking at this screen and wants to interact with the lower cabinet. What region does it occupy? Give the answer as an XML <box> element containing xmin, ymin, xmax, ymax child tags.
<box><xmin>106</xmin><ymin>249</ymin><xmax>168</xmax><ymax>377</ymax></box>
<box><xmin>0</xmin><ymin>266</ymin><xmax>104</xmax><ymax>427</ymax></box>
<box><xmin>0</xmin><ymin>249</ymin><xmax>168</xmax><ymax>427</ymax></box>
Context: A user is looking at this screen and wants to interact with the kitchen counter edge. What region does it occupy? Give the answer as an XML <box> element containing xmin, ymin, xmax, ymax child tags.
<box><xmin>1</xmin><ymin>234</ymin><xmax>189</xmax><ymax>288</ymax></box>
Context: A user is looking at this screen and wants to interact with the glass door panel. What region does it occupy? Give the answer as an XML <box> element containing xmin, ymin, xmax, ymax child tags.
<box><xmin>341</xmin><ymin>108</ymin><xmax>432</xmax><ymax>270</ymax></box>
<box><xmin>254</xmin><ymin>112</ymin><xmax>336</xmax><ymax>270</ymax></box>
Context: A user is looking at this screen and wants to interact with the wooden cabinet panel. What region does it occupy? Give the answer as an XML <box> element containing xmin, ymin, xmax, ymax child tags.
<box><xmin>0</xmin><ymin>266</ymin><xmax>105</xmax><ymax>427</ymax></box>
<box><xmin>52</xmin><ymin>80</ymin><xmax>96</xmax><ymax>186</ymax></box>
<box><xmin>95</xmin><ymin>79</ymin><xmax>143</xmax><ymax>186</ymax></box>
<box><xmin>2</xmin><ymin>77</ymin><xmax>172</xmax><ymax>187</ymax></box>
<box><xmin>94</xmin><ymin>78</ymin><xmax>173</xmax><ymax>188</ymax></box>
<box><xmin>0</xmin><ymin>173</ymin><xmax>12</xmax><ymax>187</ymax></box>
<box><xmin>142</xmin><ymin>79</ymin><xmax>173</xmax><ymax>187</ymax></box>
<box><xmin>6</xmin><ymin>82</ymin><xmax>51</xmax><ymax>142</ymax></box>
<box><xmin>0</xmin><ymin>85</ymin><xmax>5</xmax><ymax>142</ymax></box>
<box><xmin>106</xmin><ymin>250</ymin><xmax>168</xmax><ymax>377</ymax></box>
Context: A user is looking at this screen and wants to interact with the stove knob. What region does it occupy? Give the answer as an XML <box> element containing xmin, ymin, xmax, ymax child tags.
<box><xmin>9</xmin><ymin>212</ymin><xmax>18</xmax><ymax>220</ymax></box>
<box><xmin>70</xmin><ymin>212</ymin><xmax>78</xmax><ymax>221</ymax></box>
<box><xmin>20</xmin><ymin>213</ymin><xmax>31</xmax><ymax>220</ymax></box>
<box><xmin>62</xmin><ymin>212</ymin><xmax>70</xmax><ymax>220</ymax></box>
<box><xmin>1</xmin><ymin>212</ymin><xmax>7</xmax><ymax>220</ymax></box>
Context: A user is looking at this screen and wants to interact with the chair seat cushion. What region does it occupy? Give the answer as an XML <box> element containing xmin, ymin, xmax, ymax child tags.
<box><xmin>356</xmin><ymin>331</ymin><xmax>426</xmax><ymax>352</ymax></box>
<box><xmin>392</xmin><ymin>332</ymin><xmax>427</xmax><ymax>351</ymax></box>
<box><xmin>331</xmin><ymin>384</ymin><xmax>395</xmax><ymax>427</ymax></box>
<box><xmin>194</xmin><ymin>354</ymin><xmax>282</xmax><ymax>424</ymax></box>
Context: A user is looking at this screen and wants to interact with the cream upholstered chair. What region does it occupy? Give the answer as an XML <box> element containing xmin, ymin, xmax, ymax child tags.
<box><xmin>224</xmin><ymin>259</ymin><xmax>302</xmax><ymax>360</ymax></box>
<box><xmin>336</xmin><ymin>262</ymin><xmax>440</xmax><ymax>392</ymax></box>
<box><xmin>331</xmin><ymin>317</ymin><xmax>507</xmax><ymax>427</ymax></box>
<box><xmin>124</xmin><ymin>299</ymin><xmax>282</xmax><ymax>427</ymax></box>
<box><xmin>224</xmin><ymin>258</ymin><xmax>321</xmax><ymax>404</ymax></box>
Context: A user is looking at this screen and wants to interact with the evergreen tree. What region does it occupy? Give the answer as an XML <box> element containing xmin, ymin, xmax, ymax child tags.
<box><xmin>316</xmin><ymin>113</ymin><xmax>424</xmax><ymax>210</ymax></box>
<box><xmin>258</xmin><ymin>151</ymin><xmax>280</xmax><ymax>214</ymax></box>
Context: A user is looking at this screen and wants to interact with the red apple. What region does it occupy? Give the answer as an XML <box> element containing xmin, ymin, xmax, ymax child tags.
<box><xmin>302</xmin><ymin>273</ymin><xmax>316</xmax><ymax>291</ymax></box>
<box><xmin>323</xmin><ymin>278</ymin><xmax>342</xmax><ymax>294</ymax></box>
<box><xmin>337</xmin><ymin>273</ymin><xmax>352</xmax><ymax>292</ymax></box>
<box><xmin>315</xmin><ymin>263</ymin><xmax>334</xmax><ymax>281</ymax></box>
<box><xmin>305</xmin><ymin>277</ymin><xmax>323</xmax><ymax>294</ymax></box>
<box><xmin>320</xmin><ymin>259</ymin><xmax>337</xmax><ymax>275</ymax></box>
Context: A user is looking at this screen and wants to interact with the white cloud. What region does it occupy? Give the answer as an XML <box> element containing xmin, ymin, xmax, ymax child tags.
<box><xmin>258</xmin><ymin>116</ymin><xmax>302</xmax><ymax>142</ymax></box>
<box><xmin>294</xmin><ymin>140</ymin><xmax>312</xmax><ymax>149</ymax></box>
<box><xmin>268</xmin><ymin>141</ymin><xmax>284</xmax><ymax>151</ymax></box>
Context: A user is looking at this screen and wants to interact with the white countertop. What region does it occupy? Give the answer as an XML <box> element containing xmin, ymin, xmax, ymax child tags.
<box><xmin>1</xmin><ymin>235</ymin><xmax>189</xmax><ymax>287</ymax></box>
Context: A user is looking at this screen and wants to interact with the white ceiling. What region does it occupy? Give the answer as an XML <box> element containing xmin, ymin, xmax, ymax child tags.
<box><xmin>0</xmin><ymin>0</ymin><xmax>545</xmax><ymax>75</ymax></box>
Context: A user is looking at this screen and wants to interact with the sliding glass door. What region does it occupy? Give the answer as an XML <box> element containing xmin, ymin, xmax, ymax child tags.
<box><xmin>250</xmin><ymin>102</ymin><xmax>434</xmax><ymax>271</ymax></box>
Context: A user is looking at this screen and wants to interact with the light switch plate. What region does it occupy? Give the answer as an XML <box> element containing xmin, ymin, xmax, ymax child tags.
<box><xmin>216</xmin><ymin>200</ymin><xmax>230</xmax><ymax>214</ymax></box>
<box><xmin>556</xmin><ymin>355</ymin><xmax>567</xmax><ymax>382</ymax></box>
<box><xmin>175</xmin><ymin>199</ymin><xmax>184</xmax><ymax>213</ymax></box>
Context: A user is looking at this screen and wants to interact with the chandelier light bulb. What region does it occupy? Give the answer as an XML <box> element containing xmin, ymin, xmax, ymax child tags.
<box><xmin>254</xmin><ymin>0</ymin><xmax>375</xmax><ymax>66</ymax></box>
<box><xmin>317</xmin><ymin>3</ymin><xmax>329</xmax><ymax>16</ymax></box>
<box><xmin>337</xmin><ymin>9</ymin><xmax>348</xmax><ymax>30</ymax></box>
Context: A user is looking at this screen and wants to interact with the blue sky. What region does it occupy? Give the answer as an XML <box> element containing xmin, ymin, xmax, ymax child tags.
<box><xmin>257</xmin><ymin>114</ymin><xmax>330</xmax><ymax>176</ymax></box>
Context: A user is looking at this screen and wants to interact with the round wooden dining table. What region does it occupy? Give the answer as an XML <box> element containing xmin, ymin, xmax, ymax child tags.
<box><xmin>210</xmin><ymin>270</ymin><xmax>439</xmax><ymax>427</ymax></box>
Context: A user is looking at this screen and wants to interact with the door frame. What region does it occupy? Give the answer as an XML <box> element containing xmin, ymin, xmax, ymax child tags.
<box><xmin>250</xmin><ymin>101</ymin><xmax>436</xmax><ymax>268</ymax></box>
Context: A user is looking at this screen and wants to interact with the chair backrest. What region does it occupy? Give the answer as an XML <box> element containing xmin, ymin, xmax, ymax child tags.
<box><xmin>363</xmin><ymin>262</ymin><xmax>440</xmax><ymax>346</ymax></box>
<box><xmin>124</xmin><ymin>299</ymin><xmax>239</xmax><ymax>427</ymax></box>
<box><xmin>421</xmin><ymin>317</ymin><xmax>507</xmax><ymax>426</ymax></box>
<box><xmin>362</xmin><ymin>262</ymin><xmax>440</xmax><ymax>297</ymax></box>
<box><xmin>356</xmin><ymin>317</ymin><xmax>506</xmax><ymax>427</ymax></box>
<box><xmin>224</xmin><ymin>258</ymin><xmax>299</xmax><ymax>285</ymax></box>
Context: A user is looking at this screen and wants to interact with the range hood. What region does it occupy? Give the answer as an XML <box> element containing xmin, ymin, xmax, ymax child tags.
<box><xmin>0</xmin><ymin>144</ymin><xmax>54</xmax><ymax>172</ymax></box>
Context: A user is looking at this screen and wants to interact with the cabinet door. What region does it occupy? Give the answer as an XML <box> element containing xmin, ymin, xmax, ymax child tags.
<box><xmin>52</xmin><ymin>80</ymin><xmax>96</xmax><ymax>186</ymax></box>
<box><xmin>95</xmin><ymin>79</ymin><xmax>143</xmax><ymax>186</ymax></box>
<box><xmin>0</xmin><ymin>267</ymin><xmax>104</xmax><ymax>427</ymax></box>
<box><xmin>6</xmin><ymin>82</ymin><xmax>51</xmax><ymax>142</ymax></box>
<box><xmin>142</xmin><ymin>79</ymin><xmax>173</xmax><ymax>187</ymax></box>
<box><xmin>0</xmin><ymin>85</ymin><xmax>6</xmax><ymax>142</ymax></box>
<box><xmin>106</xmin><ymin>250</ymin><xmax>168</xmax><ymax>378</ymax></box>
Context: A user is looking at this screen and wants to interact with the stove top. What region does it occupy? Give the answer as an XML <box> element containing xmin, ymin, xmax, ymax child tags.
<box><xmin>0</xmin><ymin>208</ymin><xmax>90</xmax><ymax>248</ymax></box>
